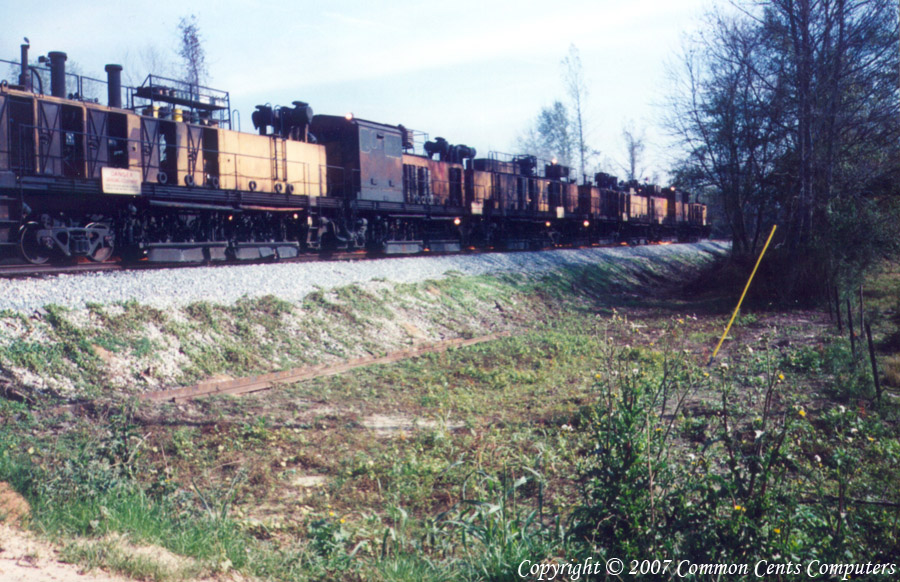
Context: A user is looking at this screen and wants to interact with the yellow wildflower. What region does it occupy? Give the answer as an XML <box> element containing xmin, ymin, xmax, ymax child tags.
<box><xmin>798</xmin><ymin>409</ymin><xmax>807</xmax><ymax>417</ymax></box>
<box><xmin>778</xmin><ymin>373</ymin><xmax>785</xmax><ymax>381</ymax></box>
<box><xmin>774</xmin><ymin>528</ymin><xmax>781</xmax><ymax>534</ymax></box>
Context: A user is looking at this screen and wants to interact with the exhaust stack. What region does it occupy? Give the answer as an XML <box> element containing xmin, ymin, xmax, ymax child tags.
<box><xmin>19</xmin><ymin>43</ymin><xmax>30</xmax><ymax>91</ymax></box>
<box><xmin>105</xmin><ymin>64</ymin><xmax>123</xmax><ymax>108</ymax></box>
<box><xmin>48</xmin><ymin>51</ymin><xmax>67</xmax><ymax>98</ymax></box>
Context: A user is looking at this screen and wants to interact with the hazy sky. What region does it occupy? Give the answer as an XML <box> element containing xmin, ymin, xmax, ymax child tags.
<box><xmin>2</xmin><ymin>0</ymin><xmax>713</xmax><ymax>181</ymax></box>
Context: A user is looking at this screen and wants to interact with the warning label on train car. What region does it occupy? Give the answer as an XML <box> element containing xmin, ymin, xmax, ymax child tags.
<box><xmin>101</xmin><ymin>167</ymin><xmax>142</xmax><ymax>195</ymax></box>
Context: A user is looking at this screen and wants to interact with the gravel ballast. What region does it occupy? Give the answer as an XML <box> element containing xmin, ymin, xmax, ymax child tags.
<box><xmin>0</xmin><ymin>242</ymin><xmax>728</xmax><ymax>313</ymax></box>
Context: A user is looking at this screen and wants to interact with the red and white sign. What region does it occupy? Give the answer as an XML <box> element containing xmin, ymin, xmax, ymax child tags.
<box><xmin>101</xmin><ymin>167</ymin><xmax>142</xmax><ymax>195</ymax></box>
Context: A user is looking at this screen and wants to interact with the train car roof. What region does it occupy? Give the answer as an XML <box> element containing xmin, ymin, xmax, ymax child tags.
<box><xmin>311</xmin><ymin>114</ymin><xmax>402</xmax><ymax>133</ymax></box>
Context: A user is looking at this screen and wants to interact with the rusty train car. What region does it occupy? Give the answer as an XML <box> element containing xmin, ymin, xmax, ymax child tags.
<box><xmin>0</xmin><ymin>46</ymin><xmax>709</xmax><ymax>264</ymax></box>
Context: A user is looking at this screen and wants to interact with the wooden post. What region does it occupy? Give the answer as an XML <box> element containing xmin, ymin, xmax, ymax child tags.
<box><xmin>865</xmin><ymin>322</ymin><xmax>881</xmax><ymax>405</ymax></box>
<box><xmin>835</xmin><ymin>287</ymin><xmax>843</xmax><ymax>334</ymax></box>
<box><xmin>859</xmin><ymin>284</ymin><xmax>864</xmax><ymax>331</ymax></box>
<box><xmin>827</xmin><ymin>283</ymin><xmax>834</xmax><ymax>321</ymax></box>
<box><xmin>847</xmin><ymin>297</ymin><xmax>856</xmax><ymax>362</ymax></box>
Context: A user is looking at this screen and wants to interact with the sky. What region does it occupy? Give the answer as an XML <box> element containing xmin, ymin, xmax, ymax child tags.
<box><xmin>1</xmin><ymin>0</ymin><xmax>713</xmax><ymax>182</ymax></box>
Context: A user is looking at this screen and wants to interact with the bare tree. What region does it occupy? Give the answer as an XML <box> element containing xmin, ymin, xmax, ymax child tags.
<box><xmin>620</xmin><ymin>122</ymin><xmax>646</xmax><ymax>182</ymax></box>
<box><xmin>668</xmin><ymin>0</ymin><xmax>900</xmax><ymax>298</ymax></box>
<box><xmin>562</xmin><ymin>44</ymin><xmax>589</xmax><ymax>181</ymax></box>
<box><xmin>178</xmin><ymin>14</ymin><xmax>208</xmax><ymax>86</ymax></box>
<box><xmin>667</xmin><ymin>10</ymin><xmax>786</xmax><ymax>257</ymax></box>
<box><xmin>120</xmin><ymin>44</ymin><xmax>176</xmax><ymax>86</ymax></box>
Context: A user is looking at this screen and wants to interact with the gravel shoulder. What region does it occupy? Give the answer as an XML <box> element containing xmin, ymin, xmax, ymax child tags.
<box><xmin>0</xmin><ymin>242</ymin><xmax>729</xmax><ymax>313</ymax></box>
<box><xmin>0</xmin><ymin>241</ymin><xmax>730</xmax><ymax>401</ymax></box>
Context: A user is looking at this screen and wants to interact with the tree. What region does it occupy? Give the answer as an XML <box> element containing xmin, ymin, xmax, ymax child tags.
<box><xmin>518</xmin><ymin>45</ymin><xmax>600</xmax><ymax>180</ymax></box>
<box><xmin>668</xmin><ymin>0</ymin><xmax>900</xmax><ymax>300</ymax></box>
<box><xmin>518</xmin><ymin>101</ymin><xmax>574</xmax><ymax>166</ymax></box>
<box><xmin>120</xmin><ymin>44</ymin><xmax>176</xmax><ymax>87</ymax></box>
<box><xmin>178</xmin><ymin>14</ymin><xmax>208</xmax><ymax>86</ymax></box>
<box><xmin>562</xmin><ymin>44</ymin><xmax>590</xmax><ymax>181</ymax></box>
<box><xmin>667</xmin><ymin>10</ymin><xmax>787</xmax><ymax>257</ymax></box>
<box><xmin>620</xmin><ymin>122</ymin><xmax>647</xmax><ymax>182</ymax></box>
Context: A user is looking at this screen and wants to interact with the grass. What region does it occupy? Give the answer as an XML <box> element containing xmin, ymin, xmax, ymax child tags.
<box><xmin>1</xmin><ymin>244</ymin><xmax>899</xmax><ymax>580</ymax></box>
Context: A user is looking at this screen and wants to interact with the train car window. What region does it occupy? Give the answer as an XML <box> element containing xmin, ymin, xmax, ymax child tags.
<box><xmin>548</xmin><ymin>182</ymin><xmax>560</xmax><ymax>207</ymax></box>
<box><xmin>159</xmin><ymin>133</ymin><xmax>168</xmax><ymax>164</ymax></box>
<box><xmin>8</xmin><ymin>97</ymin><xmax>35</xmax><ymax>174</ymax></box>
<box><xmin>107</xmin><ymin>113</ymin><xmax>128</xmax><ymax>169</ymax></box>
<box><xmin>185</xmin><ymin>125</ymin><xmax>203</xmax><ymax>177</ymax></box>
<box><xmin>61</xmin><ymin>105</ymin><xmax>84</xmax><ymax>178</ymax></box>
<box><xmin>202</xmin><ymin>128</ymin><xmax>219</xmax><ymax>181</ymax></box>
<box><xmin>402</xmin><ymin>164</ymin><xmax>415</xmax><ymax>200</ymax></box>
<box><xmin>417</xmin><ymin>166</ymin><xmax>429</xmax><ymax>200</ymax></box>
<box><xmin>449</xmin><ymin>167</ymin><xmax>462</xmax><ymax>205</ymax></box>
<box><xmin>140</xmin><ymin>118</ymin><xmax>160</xmax><ymax>181</ymax></box>
<box><xmin>37</xmin><ymin>101</ymin><xmax>62</xmax><ymax>175</ymax></box>
<box><xmin>85</xmin><ymin>108</ymin><xmax>109</xmax><ymax>177</ymax></box>
<box><xmin>158</xmin><ymin>120</ymin><xmax>177</xmax><ymax>180</ymax></box>
<box><xmin>0</xmin><ymin>95</ymin><xmax>6</xmax><ymax>171</ymax></box>
<box><xmin>360</xmin><ymin>128</ymin><xmax>371</xmax><ymax>153</ymax></box>
<box><xmin>516</xmin><ymin>177</ymin><xmax>525</xmax><ymax>210</ymax></box>
<box><xmin>529</xmin><ymin>179</ymin><xmax>539</xmax><ymax>210</ymax></box>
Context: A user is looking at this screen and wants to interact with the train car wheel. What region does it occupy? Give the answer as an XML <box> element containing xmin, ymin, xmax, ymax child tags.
<box><xmin>19</xmin><ymin>222</ymin><xmax>52</xmax><ymax>265</ymax></box>
<box><xmin>86</xmin><ymin>222</ymin><xmax>115</xmax><ymax>262</ymax></box>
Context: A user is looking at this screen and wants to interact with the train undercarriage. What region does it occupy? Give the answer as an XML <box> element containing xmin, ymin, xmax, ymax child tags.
<box><xmin>1</xmin><ymin>181</ymin><xmax>709</xmax><ymax>267</ymax></box>
<box><xmin>0</xmin><ymin>183</ymin><xmax>461</xmax><ymax>264</ymax></box>
<box><xmin>3</xmin><ymin>188</ymin><xmax>704</xmax><ymax>266</ymax></box>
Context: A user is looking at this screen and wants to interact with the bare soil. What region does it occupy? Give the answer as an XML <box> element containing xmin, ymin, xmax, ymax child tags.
<box><xmin>0</xmin><ymin>523</ymin><xmax>133</xmax><ymax>582</ymax></box>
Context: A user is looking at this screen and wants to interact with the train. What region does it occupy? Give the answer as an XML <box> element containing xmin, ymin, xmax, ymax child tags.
<box><xmin>0</xmin><ymin>45</ymin><xmax>709</xmax><ymax>264</ymax></box>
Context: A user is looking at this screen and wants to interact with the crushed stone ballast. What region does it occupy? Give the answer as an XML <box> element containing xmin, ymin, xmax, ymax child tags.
<box><xmin>0</xmin><ymin>242</ymin><xmax>729</xmax><ymax>313</ymax></box>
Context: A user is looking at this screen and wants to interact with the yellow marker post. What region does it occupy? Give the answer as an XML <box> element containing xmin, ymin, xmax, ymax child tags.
<box><xmin>708</xmin><ymin>224</ymin><xmax>777</xmax><ymax>366</ymax></box>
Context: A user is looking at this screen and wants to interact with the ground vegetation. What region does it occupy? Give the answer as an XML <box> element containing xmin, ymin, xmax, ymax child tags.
<box><xmin>1</xmin><ymin>246</ymin><xmax>899</xmax><ymax>581</ymax></box>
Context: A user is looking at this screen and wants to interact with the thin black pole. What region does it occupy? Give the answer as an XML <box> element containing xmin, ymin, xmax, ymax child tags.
<box><xmin>847</xmin><ymin>297</ymin><xmax>856</xmax><ymax>363</ymax></box>
<box><xmin>865</xmin><ymin>322</ymin><xmax>881</xmax><ymax>405</ymax></box>
<box><xmin>835</xmin><ymin>287</ymin><xmax>843</xmax><ymax>334</ymax></box>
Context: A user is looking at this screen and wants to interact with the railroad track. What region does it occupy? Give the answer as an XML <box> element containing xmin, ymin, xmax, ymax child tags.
<box><xmin>0</xmin><ymin>260</ymin><xmax>123</xmax><ymax>278</ymax></box>
<box><xmin>0</xmin><ymin>249</ymin><xmax>375</xmax><ymax>279</ymax></box>
<box><xmin>0</xmin><ymin>239</ymin><xmax>683</xmax><ymax>279</ymax></box>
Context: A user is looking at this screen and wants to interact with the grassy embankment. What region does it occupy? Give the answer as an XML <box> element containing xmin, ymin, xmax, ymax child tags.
<box><xmin>1</xmin><ymin>244</ymin><xmax>899</xmax><ymax>581</ymax></box>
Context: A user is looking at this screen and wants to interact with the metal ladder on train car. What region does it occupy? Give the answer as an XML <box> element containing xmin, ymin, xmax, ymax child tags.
<box><xmin>271</xmin><ymin>137</ymin><xmax>286</xmax><ymax>183</ymax></box>
<box><xmin>0</xmin><ymin>180</ymin><xmax>22</xmax><ymax>257</ymax></box>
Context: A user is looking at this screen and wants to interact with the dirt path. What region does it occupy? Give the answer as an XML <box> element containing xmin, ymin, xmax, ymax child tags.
<box><xmin>0</xmin><ymin>524</ymin><xmax>132</xmax><ymax>582</ymax></box>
